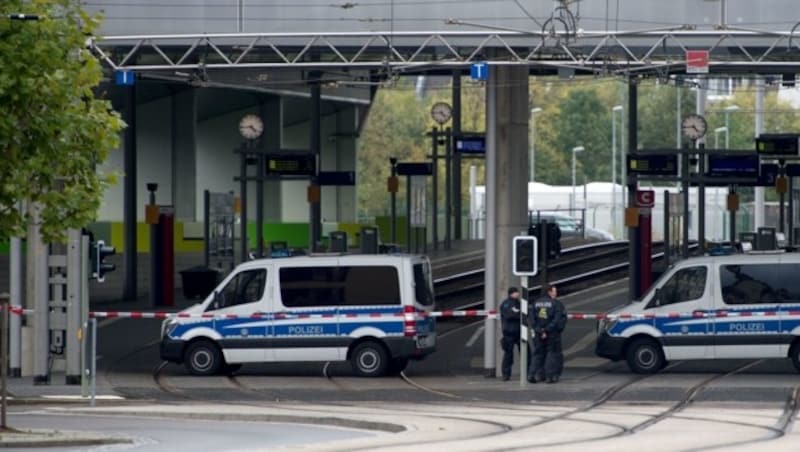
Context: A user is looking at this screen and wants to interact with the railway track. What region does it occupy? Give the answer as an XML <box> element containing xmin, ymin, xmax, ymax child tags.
<box><xmin>433</xmin><ymin>240</ymin><xmax>696</xmax><ymax>313</ymax></box>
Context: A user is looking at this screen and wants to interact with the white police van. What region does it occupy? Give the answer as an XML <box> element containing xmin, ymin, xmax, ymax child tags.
<box><xmin>161</xmin><ymin>254</ymin><xmax>436</xmax><ymax>377</ymax></box>
<box><xmin>596</xmin><ymin>252</ymin><xmax>800</xmax><ymax>373</ymax></box>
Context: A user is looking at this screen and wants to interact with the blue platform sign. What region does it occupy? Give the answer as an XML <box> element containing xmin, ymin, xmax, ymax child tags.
<box><xmin>455</xmin><ymin>135</ymin><xmax>486</xmax><ymax>154</ymax></box>
<box><xmin>706</xmin><ymin>154</ymin><xmax>759</xmax><ymax>178</ymax></box>
<box><xmin>115</xmin><ymin>70</ymin><xmax>135</xmax><ymax>86</ymax></box>
<box><xmin>470</xmin><ymin>62</ymin><xmax>488</xmax><ymax>81</ymax></box>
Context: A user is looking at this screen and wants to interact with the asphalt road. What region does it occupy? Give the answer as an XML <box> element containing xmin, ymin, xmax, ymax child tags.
<box><xmin>6</xmin><ymin>412</ymin><xmax>374</xmax><ymax>451</ymax></box>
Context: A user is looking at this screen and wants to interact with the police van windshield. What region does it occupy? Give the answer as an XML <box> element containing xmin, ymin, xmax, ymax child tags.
<box><xmin>413</xmin><ymin>263</ymin><xmax>434</xmax><ymax>306</ymax></box>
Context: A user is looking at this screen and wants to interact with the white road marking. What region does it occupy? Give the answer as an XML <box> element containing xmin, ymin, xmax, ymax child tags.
<box><xmin>98</xmin><ymin>317</ymin><xmax>124</xmax><ymax>329</ymax></box>
<box><xmin>563</xmin><ymin>330</ymin><xmax>596</xmax><ymax>358</ymax></box>
<box><xmin>466</xmin><ymin>325</ymin><xmax>485</xmax><ymax>348</ymax></box>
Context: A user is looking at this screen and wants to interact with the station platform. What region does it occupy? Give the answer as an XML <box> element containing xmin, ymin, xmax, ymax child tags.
<box><xmin>0</xmin><ymin>238</ymin><xmax>594</xmax><ymax>305</ymax></box>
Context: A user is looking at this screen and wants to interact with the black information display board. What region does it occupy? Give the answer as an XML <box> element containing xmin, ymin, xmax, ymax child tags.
<box><xmin>265</xmin><ymin>154</ymin><xmax>316</xmax><ymax>176</ymax></box>
<box><xmin>627</xmin><ymin>154</ymin><xmax>679</xmax><ymax>176</ymax></box>
<box><xmin>318</xmin><ymin>171</ymin><xmax>356</xmax><ymax>186</ymax></box>
<box><xmin>396</xmin><ymin>162</ymin><xmax>433</xmax><ymax>176</ymax></box>
<box><xmin>756</xmin><ymin>134</ymin><xmax>800</xmax><ymax>156</ymax></box>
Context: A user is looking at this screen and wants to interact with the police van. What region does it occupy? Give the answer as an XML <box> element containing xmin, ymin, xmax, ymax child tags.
<box><xmin>160</xmin><ymin>254</ymin><xmax>436</xmax><ymax>377</ymax></box>
<box><xmin>596</xmin><ymin>252</ymin><xmax>800</xmax><ymax>373</ymax></box>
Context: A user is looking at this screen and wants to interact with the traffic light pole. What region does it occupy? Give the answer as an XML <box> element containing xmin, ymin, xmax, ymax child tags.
<box><xmin>519</xmin><ymin>275</ymin><xmax>528</xmax><ymax>388</ymax></box>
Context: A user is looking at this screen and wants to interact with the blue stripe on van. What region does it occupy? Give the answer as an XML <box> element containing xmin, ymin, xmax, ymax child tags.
<box><xmin>170</xmin><ymin>306</ymin><xmax>436</xmax><ymax>340</ymax></box>
<box><xmin>609</xmin><ymin>305</ymin><xmax>800</xmax><ymax>338</ymax></box>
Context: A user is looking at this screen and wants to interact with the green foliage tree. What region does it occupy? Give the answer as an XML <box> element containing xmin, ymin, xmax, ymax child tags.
<box><xmin>356</xmin><ymin>83</ymin><xmax>428</xmax><ymax>217</ymax></box>
<box><xmin>357</xmin><ymin>76</ymin><xmax>800</xmax><ymax>219</ymax></box>
<box><xmin>638</xmin><ymin>82</ymin><xmax>696</xmax><ymax>150</ymax></box>
<box><xmin>0</xmin><ymin>0</ymin><xmax>123</xmax><ymax>243</ymax></box>
<box><xmin>550</xmin><ymin>87</ymin><xmax>612</xmax><ymax>185</ymax></box>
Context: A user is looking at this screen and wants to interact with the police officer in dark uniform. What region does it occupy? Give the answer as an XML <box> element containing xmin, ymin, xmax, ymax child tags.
<box><xmin>500</xmin><ymin>287</ymin><xmax>529</xmax><ymax>381</ymax></box>
<box><xmin>528</xmin><ymin>284</ymin><xmax>567</xmax><ymax>383</ymax></box>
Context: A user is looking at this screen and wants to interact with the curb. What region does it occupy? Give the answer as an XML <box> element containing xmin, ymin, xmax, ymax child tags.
<box><xmin>0</xmin><ymin>430</ymin><xmax>131</xmax><ymax>449</ymax></box>
<box><xmin>62</xmin><ymin>409</ymin><xmax>406</xmax><ymax>433</ymax></box>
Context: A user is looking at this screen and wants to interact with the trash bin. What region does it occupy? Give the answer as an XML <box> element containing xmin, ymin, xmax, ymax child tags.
<box><xmin>180</xmin><ymin>266</ymin><xmax>222</xmax><ymax>300</ymax></box>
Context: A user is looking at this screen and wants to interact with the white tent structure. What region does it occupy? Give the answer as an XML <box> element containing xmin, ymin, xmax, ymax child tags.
<box><xmin>469</xmin><ymin>181</ymin><xmax>732</xmax><ymax>242</ymax></box>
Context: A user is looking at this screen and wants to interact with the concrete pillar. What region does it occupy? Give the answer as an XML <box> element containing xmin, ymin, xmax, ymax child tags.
<box><xmin>261</xmin><ymin>99</ymin><xmax>282</xmax><ymax>222</ymax></box>
<box><xmin>28</xmin><ymin>205</ymin><xmax>49</xmax><ymax>384</ymax></box>
<box><xmin>172</xmin><ymin>88</ymin><xmax>197</xmax><ymax>221</ymax></box>
<box><xmin>335</xmin><ymin>107</ymin><xmax>357</xmax><ymax>223</ymax></box>
<box><xmin>484</xmin><ymin>66</ymin><xmax>529</xmax><ymax>377</ymax></box>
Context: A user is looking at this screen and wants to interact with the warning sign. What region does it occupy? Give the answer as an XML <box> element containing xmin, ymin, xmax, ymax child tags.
<box><xmin>686</xmin><ymin>50</ymin><xmax>709</xmax><ymax>74</ymax></box>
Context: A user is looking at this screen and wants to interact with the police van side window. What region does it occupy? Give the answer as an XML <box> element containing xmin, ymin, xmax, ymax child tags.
<box><xmin>341</xmin><ymin>266</ymin><xmax>400</xmax><ymax>306</ymax></box>
<box><xmin>651</xmin><ymin>266</ymin><xmax>707</xmax><ymax>308</ymax></box>
<box><xmin>280</xmin><ymin>267</ymin><xmax>341</xmax><ymax>308</ymax></box>
<box><xmin>720</xmin><ymin>264</ymin><xmax>800</xmax><ymax>305</ymax></box>
<box><xmin>413</xmin><ymin>263</ymin><xmax>434</xmax><ymax>306</ymax></box>
<box><xmin>210</xmin><ymin>269</ymin><xmax>267</xmax><ymax>311</ymax></box>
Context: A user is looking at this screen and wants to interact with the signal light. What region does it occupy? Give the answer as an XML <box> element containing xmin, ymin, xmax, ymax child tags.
<box><xmin>91</xmin><ymin>240</ymin><xmax>116</xmax><ymax>282</ymax></box>
<box><xmin>513</xmin><ymin>236</ymin><xmax>538</xmax><ymax>276</ymax></box>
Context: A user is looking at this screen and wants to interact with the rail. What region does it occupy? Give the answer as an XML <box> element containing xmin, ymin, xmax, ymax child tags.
<box><xmin>444</xmin><ymin>243</ymin><xmax>699</xmax><ymax>313</ymax></box>
<box><xmin>433</xmin><ymin>240</ymin><xmax>627</xmax><ymax>285</ymax></box>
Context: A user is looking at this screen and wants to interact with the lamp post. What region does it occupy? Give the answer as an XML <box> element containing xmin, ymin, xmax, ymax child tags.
<box><xmin>530</xmin><ymin>107</ymin><xmax>542</xmax><ymax>183</ymax></box>
<box><xmin>612</xmin><ymin>105</ymin><xmax>623</xmax><ymax>237</ymax></box>
<box><xmin>714</xmin><ymin>126</ymin><xmax>728</xmax><ymax>150</ymax></box>
<box><xmin>713</xmin><ymin>126</ymin><xmax>728</xmax><ymax>240</ymax></box>
<box><xmin>724</xmin><ymin>104</ymin><xmax>739</xmax><ymax>149</ymax></box>
<box><xmin>572</xmin><ymin>146</ymin><xmax>585</xmax><ymax>213</ymax></box>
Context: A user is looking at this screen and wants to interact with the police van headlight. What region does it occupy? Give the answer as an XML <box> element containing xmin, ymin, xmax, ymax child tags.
<box><xmin>598</xmin><ymin>319</ymin><xmax>618</xmax><ymax>334</ymax></box>
<box><xmin>161</xmin><ymin>319</ymin><xmax>178</xmax><ymax>338</ymax></box>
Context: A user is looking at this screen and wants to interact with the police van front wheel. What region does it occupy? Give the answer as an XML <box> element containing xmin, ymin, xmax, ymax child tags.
<box><xmin>626</xmin><ymin>338</ymin><xmax>665</xmax><ymax>374</ymax></box>
<box><xmin>351</xmin><ymin>341</ymin><xmax>389</xmax><ymax>377</ymax></box>
<box><xmin>185</xmin><ymin>340</ymin><xmax>223</xmax><ymax>376</ymax></box>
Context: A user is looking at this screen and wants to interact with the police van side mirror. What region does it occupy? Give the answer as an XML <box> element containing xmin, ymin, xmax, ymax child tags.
<box><xmin>211</xmin><ymin>291</ymin><xmax>221</xmax><ymax>310</ymax></box>
<box><xmin>654</xmin><ymin>288</ymin><xmax>662</xmax><ymax>307</ymax></box>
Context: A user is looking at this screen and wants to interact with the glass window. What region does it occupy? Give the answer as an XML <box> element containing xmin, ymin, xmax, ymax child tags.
<box><xmin>720</xmin><ymin>264</ymin><xmax>800</xmax><ymax>305</ymax></box>
<box><xmin>652</xmin><ymin>266</ymin><xmax>707</xmax><ymax>307</ymax></box>
<box><xmin>413</xmin><ymin>263</ymin><xmax>434</xmax><ymax>306</ymax></box>
<box><xmin>341</xmin><ymin>266</ymin><xmax>401</xmax><ymax>306</ymax></box>
<box><xmin>279</xmin><ymin>266</ymin><xmax>342</xmax><ymax>308</ymax></box>
<box><xmin>210</xmin><ymin>269</ymin><xmax>266</xmax><ymax>311</ymax></box>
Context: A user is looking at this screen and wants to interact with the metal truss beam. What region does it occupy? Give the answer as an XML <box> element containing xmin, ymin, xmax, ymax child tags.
<box><xmin>90</xmin><ymin>28</ymin><xmax>800</xmax><ymax>75</ymax></box>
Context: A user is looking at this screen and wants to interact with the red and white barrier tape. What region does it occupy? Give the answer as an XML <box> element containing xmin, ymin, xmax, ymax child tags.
<box><xmin>2</xmin><ymin>304</ymin><xmax>800</xmax><ymax>320</ymax></box>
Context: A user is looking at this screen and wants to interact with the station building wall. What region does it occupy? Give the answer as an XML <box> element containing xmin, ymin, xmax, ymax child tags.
<box><xmin>94</xmin><ymin>88</ymin><xmax>359</xmax><ymax>252</ymax></box>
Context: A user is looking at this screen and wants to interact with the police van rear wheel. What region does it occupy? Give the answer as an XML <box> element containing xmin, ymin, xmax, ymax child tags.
<box><xmin>626</xmin><ymin>338</ymin><xmax>664</xmax><ymax>374</ymax></box>
<box><xmin>790</xmin><ymin>343</ymin><xmax>800</xmax><ymax>372</ymax></box>
<box><xmin>351</xmin><ymin>342</ymin><xmax>389</xmax><ymax>377</ymax></box>
<box><xmin>185</xmin><ymin>340</ymin><xmax>223</xmax><ymax>376</ymax></box>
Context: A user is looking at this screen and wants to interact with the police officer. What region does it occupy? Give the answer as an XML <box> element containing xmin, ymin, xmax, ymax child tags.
<box><xmin>500</xmin><ymin>287</ymin><xmax>528</xmax><ymax>381</ymax></box>
<box><xmin>528</xmin><ymin>284</ymin><xmax>567</xmax><ymax>383</ymax></box>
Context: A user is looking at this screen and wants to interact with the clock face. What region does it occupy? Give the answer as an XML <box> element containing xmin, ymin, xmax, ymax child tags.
<box><xmin>239</xmin><ymin>114</ymin><xmax>264</xmax><ymax>140</ymax></box>
<box><xmin>681</xmin><ymin>114</ymin><xmax>708</xmax><ymax>140</ymax></box>
<box><xmin>431</xmin><ymin>102</ymin><xmax>452</xmax><ymax>125</ymax></box>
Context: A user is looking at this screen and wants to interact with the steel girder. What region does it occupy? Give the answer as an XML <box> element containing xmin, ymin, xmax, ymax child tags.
<box><xmin>89</xmin><ymin>28</ymin><xmax>800</xmax><ymax>75</ymax></box>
